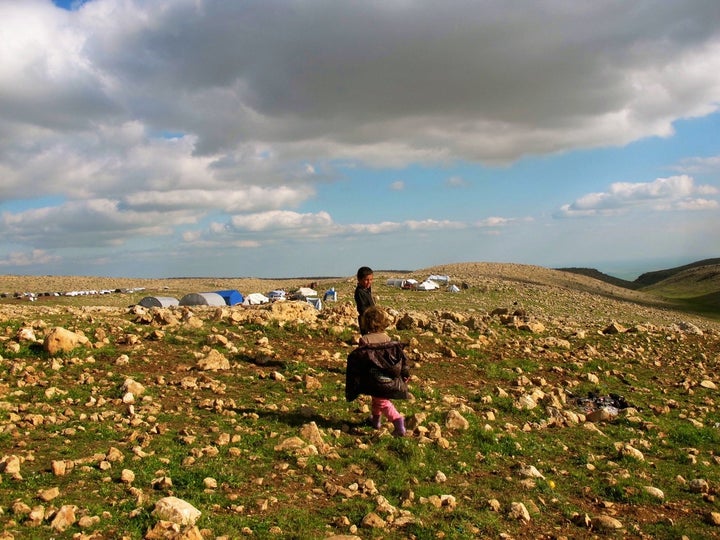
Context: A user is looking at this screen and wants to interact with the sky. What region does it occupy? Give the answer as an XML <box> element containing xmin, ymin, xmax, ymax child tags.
<box><xmin>1</xmin><ymin>0</ymin><xmax>719</xmax><ymax>280</ymax></box>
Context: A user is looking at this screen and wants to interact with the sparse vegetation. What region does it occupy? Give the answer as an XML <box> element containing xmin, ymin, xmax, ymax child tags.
<box><xmin>1</xmin><ymin>262</ymin><xmax>719</xmax><ymax>539</ymax></box>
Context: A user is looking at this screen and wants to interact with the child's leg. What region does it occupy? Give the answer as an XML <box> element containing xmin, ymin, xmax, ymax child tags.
<box><xmin>371</xmin><ymin>397</ymin><xmax>402</xmax><ymax>422</ymax></box>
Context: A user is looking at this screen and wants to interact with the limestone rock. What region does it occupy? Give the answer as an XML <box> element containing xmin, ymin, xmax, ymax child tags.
<box><xmin>196</xmin><ymin>349</ymin><xmax>230</xmax><ymax>371</ymax></box>
<box><xmin>50</xmin><ymin>504</ymin><xmax>78</xmax><ymax>532</ymax></box>
<box><xmin>445</xmin><ymin>410</ymin><xmax>469</xmax><ymax>430</ymax></box>
<box><xmin>43</xmin><ymin>327</ymin><xmax>89</xmax><ymax>354</ymax></box>
<box><xmin>508</xmin><ymin>501</ymin><xmax>530</xmax><ymax>521</ymax></box>
<box><xmin>152</xmin><ymin>496</ymin><xmax>202</xmax><ymax>526</ymax></box>
<box><xmin>592</xmin><ymin>514</ymin><xmax>623</xmax><ymax>530</ymax></box>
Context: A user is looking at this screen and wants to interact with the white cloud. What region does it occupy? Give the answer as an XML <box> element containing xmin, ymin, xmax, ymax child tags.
<box><xmin>445</xmin><ymin>176</ymin><xmax>468</xmax><ymax>188</ymax></box>
<box><xmin>0</xmin><ymin>249</ymin><xmax>61</xmax><ymax>268</ymax></box>
<box><xmin>675</xmin><ymin>155</ymin><xmax>720</xmax><ymax>174</ymax></box>
<box><xmin>556</xmin><ymin>175</ymin><xmax>719</xmax><ymax>218</ymax></box>
<box><xmin>1</xmin><ymin>198</ymin><xmax>197</xmax><ymax>248</ymax></box>
<box><xmin>390</xmin><ymin>181</ymin><xmax>405</xmax><ymax>191</ymax></box>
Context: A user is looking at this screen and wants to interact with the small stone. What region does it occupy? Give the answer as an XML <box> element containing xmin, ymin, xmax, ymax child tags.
<box><xmin>204</xmin><ymin>477</ymin><xmax>218</xmax><ymax>489</ymax></box>
<box><xmin>592</xmin><ymin>515</ymin><xmax>623</xmax><ymax>530</ymax></box>
<box><xmin>120</xmin><ymin>469</ymin><xmax>135</xmax><ymax>484</ymax></box>
<box><xmin>689</xmin><ymin>478</ymin><xmax>709</xmax><ymax>493</ymax></box>
<box><xmin>445</xmin><ymin>410</ymin><xmax>469</xmax><ymax>430</ymax></box>
<box><xmin>643</xmin><ymin>486</ymin><xmax>664</xmax><ymax>500</ymax></box>
<box><xmin>50</xmin><ymin>504</ymin><xmax>78</xmax><ymax>532</ymax></box>
<box><xmin>152</xmin><ymin>496</ymin><xmax>202</xmax><ymax>526</ymax></box>
<box><xmin>508</xmin><ymin>502</ymin><xmax>530</xmax><ymax>521</ymax></box>
<box><xmin>361</xmin><ymin>512</ymin><xmax>386</xmax><ymax>529</ymax></box>
<box><xmin>38</xmin><ymin>487</ymin><xmax>60</xmax><ymax>501</ymax></box>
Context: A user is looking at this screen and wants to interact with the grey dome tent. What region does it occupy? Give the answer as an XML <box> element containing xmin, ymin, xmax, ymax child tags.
<box><xmin>215</xmin><ymin>289</ymin><xmax>244</xmax><ymax>306</ymax></box>
<box><xmin>179</xmin><ymin>292</ymin><xmax>227</xmax><ymax>306</ymax></box>
<box><xmin>138</xmin><ymin>296</ymin><xmax>179</xmax><ymax>308</ymax></box>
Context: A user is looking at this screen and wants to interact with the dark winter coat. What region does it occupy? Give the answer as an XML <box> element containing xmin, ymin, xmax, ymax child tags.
<box><xmin>345</xmin><ymin>341</ymin><xmax>410</xmax><ymax>402</ymax></box>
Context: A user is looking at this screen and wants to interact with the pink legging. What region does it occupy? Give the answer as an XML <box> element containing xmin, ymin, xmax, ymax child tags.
<box><xmin>371</xmin><ymin>397</ymin><xmax>402</xmax><ymax>421</ymax></box>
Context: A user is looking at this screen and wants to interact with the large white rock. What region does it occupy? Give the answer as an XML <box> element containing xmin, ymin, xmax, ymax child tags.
<box><xmin>152</xmin><ymin>496</ymin><xmax>201</xmax><ymax>526</ymax></box>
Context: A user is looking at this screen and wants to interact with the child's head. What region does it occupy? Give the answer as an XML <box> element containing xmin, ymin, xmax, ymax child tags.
<box><xmin>361</xmin><ymin>305</ymin><xmax>390</xmax><ymax>334</ymax></box>
<box><xmin>356</xmin><ymin>266</ymin><xmax>374</xmax><ymax>288</ymax></box>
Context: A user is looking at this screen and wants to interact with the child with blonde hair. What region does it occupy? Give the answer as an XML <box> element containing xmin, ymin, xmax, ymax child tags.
<box><xmin>346</xmin><ymin>306</ymin><xmax>410</xmax><ymax>436</ymax></box>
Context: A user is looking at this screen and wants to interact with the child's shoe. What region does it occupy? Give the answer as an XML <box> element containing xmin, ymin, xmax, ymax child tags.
<box><xmin>392</xmin><ymin>417</ymin><xmax>406</xmax><ymax>437</ymax></box>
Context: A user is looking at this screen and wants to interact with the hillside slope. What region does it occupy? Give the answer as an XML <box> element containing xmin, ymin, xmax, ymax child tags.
<box><xmin>634</xmin><ymin>257</ymin><xmax>720</xmax><ymax>287</ymax></box>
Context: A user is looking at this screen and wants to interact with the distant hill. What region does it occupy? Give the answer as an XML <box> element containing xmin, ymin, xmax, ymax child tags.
<box><xmin>633</xmin><ymin>258</ymin><xmax>720</xmax><ymax>287</ymax></box>
<box><xmin>557</xmin><ymin>259</ymin><xmax>720</xmax><ymax>314</ymax></box>
<box><xmin>555</xmin><ymin>267</ymin><xmax>638</xmax><ymax>290</ymax></box>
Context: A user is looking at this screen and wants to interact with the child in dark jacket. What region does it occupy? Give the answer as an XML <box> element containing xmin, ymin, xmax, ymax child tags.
<box><xmin>346</xmin><ymin>306</ymin><xmax>410</xmax><ymax>436</ymax></box>
<box><xmin>354</xmin><ymin>266</ymin><xmax>375</xmax><ymax>335</ymax></box>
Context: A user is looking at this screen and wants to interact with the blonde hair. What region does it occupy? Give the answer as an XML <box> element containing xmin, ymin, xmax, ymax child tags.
<box><xmin>361</xmin><ymin>306</ymin><xmax>390</xmax><ymax>334</ymax></box>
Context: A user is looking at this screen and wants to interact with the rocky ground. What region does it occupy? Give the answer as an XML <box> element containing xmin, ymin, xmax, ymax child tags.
<box><xmin>1</xmin><ymin>263</ymin><xmax>719</xmax><ymax>539</ymax></box>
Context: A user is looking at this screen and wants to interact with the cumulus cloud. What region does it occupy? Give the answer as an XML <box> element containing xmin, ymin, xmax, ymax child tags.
<box><xmin>0</xmin><ymin>249</ymin><xmax>61</xmax><ymax>268</ymax></box>
<box><xmin>1</xmin><ymin>198</ymin><xmax>197</xmax><ymax>248</ymax></box>
<box><xmin>556</xmin><ymin>175</ymin><xmax>719</xmax><ymax>218</ymax></box>
<box><xmin>190</xmin><ymin>210</ymin><xmax>524</xmax><ymax>248</ymax></box>
<box><xmin>675</xmin><ymin>155</ymin><xmax>720</xmax><ymax>174</ymax></box>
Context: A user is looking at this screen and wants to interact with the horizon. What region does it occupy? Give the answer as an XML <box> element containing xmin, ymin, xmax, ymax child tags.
<box><xmin>2</xmin><ymin>255</ymin><xmax>712</xmax><ymax>284</ymax></box>
<box><xmin>1</xmin><ymin>1</ymin><xmax>719</xmax><ymax>279</ymax></box>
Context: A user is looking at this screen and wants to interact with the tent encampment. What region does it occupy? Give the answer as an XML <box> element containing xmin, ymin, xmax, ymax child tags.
<box><xmin>179</xmin><ymin>292</ymin><xmax>227</xmax><ymax>306</ymax></box>
<box><xmin>215</xmin><ymin>289</ymin><xmax>244</xmax><ymax>306</ymax></box>
<box><xmin>138</xmin><ymin>296</ymin><xmax>179</xmax><ymax>308</ymax></box>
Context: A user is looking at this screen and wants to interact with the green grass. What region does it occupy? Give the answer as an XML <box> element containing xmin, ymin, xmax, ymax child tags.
<box><xmin>1</xmin><ymin>278</ymin><xmax>720</xmax><ymax>539</ymax></box>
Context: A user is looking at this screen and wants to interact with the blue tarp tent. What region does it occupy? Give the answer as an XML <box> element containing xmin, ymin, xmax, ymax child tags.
<box><xmin>215</xmin><ymin>289</ymin><xmax>244</xmax><ymax>306</ymax></box>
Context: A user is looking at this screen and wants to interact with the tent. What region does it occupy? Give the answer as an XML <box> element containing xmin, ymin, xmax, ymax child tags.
<box><xmin>295</xmin><ymin>287</ymin><xmax>317</xmax><ymax>298</ymax></box>
<box><xmin>179</xmin><ymin>292</ymin><xmax>227</xmax><ymax>306</ymax></box>
<box><xmin>428</xmin><ymin>274</ymin><xmax>450</xmax><ymax>284</ymax></box>
<box><xmin>267</xmin><ymin>289</ymin><xmax>286</xmax><ymax>300</ymax></box>
<box><xmin>386</xmin><ymin>278</ymin><xmax>406</xmax><ymax>288</ymax></box>
<box><xmin>416</xmin><ymin>280</ymin><xmax>440</xmax><ymax>291</ymax></box>
<box><xmin>244</xmin><ymin>292</ymin><xmax>269</xmax><ymax>305</ymax></box>
<box><xmin>323</xmin><ymin>288</ymin><xmax>337</xmax><ymax>301</ymax></box>
<box><xmin>306</xmin><ymin>298</ymin><xmax>323</xmax><ymax>310</ymax></box>
<box><xmin>215</xmin><ymin>289</ymin><xmax>244</xmax><ymax>306</ymax></box>
<box><xmin>138</xmin><ymin>296</ymin><xmax>179</xmax><ymax>308</ymax></box>
<box><xmin>447</xmin><ymin>284</ymin><xmax>461</xmax><ymax>293</ymax></box>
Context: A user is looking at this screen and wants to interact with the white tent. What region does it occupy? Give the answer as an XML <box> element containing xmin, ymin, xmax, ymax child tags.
<box><xmin>179</xmin><ymin>292</ymin><xmax>226</xmax><ymax>306</ymax></box>
<box><xmin>267</xmin><ymin>289</ymin><xmax>286</xmax><ymax>300</ymax></box>
<box><xmin>447</xmin><ymin>284</ymin><xmax>461</xmax><ymax>293</ymax></box>
<box><xmin>428</xmin><ymin>274</ymin><xmax>450</xmax><ymax>284</ymax></box>
<box><xmin>139</xmin><ymin>296</ymin><xmax>179</xmax><ymax>308</ymax></box>
<box><xmin>386</xmin><ymin>278</ymin><xmax>406</xmax><ymax>288</ymax></box>
<box><xmin>295</xmin><ymin>287</ymin><xmax>317</xmax><ymax>298</ymax></box>
<box><xmin>244</xmin><ymin>292</ymin><xmax>269</xmax><ymax>305</ymax></box>
<box><xmin>416</xmin><ymin>280</ymin><xmax>440</xmax><ymax>291</ymax></box>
